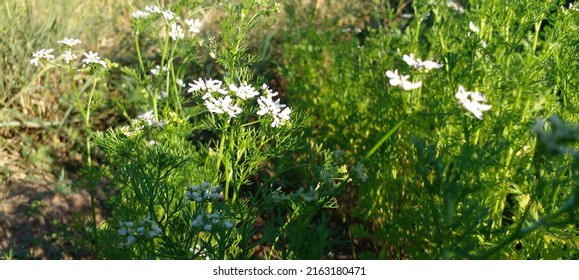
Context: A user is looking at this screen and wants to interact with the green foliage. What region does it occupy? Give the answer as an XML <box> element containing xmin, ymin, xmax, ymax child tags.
<box><xmin>278</xmin><ymin>0</ymin><xmax>579</xmax><ymax>259</ymax></box>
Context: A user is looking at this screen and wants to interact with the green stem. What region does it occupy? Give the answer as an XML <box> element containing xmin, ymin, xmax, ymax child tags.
<box><xmin>364</xmin><ymin>118</ymin><xmax>406</xmax><ymax>161</ymax></box>
<box><xmin>134</xmin><ymin>33</ymin><xmax>147</xmax><ymax>76</ymax></box>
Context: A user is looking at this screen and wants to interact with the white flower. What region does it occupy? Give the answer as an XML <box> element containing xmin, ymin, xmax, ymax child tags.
<box><xmin>204</xmin><ymin>96</ymin><xmax>243</xmax><ymax>118</ymax></box>
<box><xmin>188</xmin><ymin>78</ymin><xmax>227</xmax><ymax>95</ymax></box>
<box><xmin>150</xmin><ymin>65</ymin><xmax>168</xmax><ymax>76</ymax></box>
<box><xmin>469</xmin><ymin>21</ymin><xmax>480</xmax><ymax>33</ymax></box>
<box><xmin>82</xmin><ymin>51</ymin><xmax>107</xmax><ymax>68</ymax></box>
<box><xmin>176</xmin><ymin>79</ymin><xmax>185</xmax><ymax>88</ymax></box>
<box><xmin>30</xmin><ymin>49</ymin><xmax>54</xmax><ymax>66</ymax></box>
<box><xmin>61</xmin><ymin>50</ymin><xmax>77</xmax><ymax>64</ymax></box>
<box><xmin>145</xmin><ymin>5</ymin><xmax>161</xmax><ymax>14</ymax></box>
<box><xmin>455</xmin><ymin>85</ymin><xmax>491</xmax><ymax>120</ymax></box>
<box><xmin>57</xmin><ymin>38</ymin><xmax>81</xmax><ymax>47</ymax></box>
<box><xmin>446</xmin><ymin>0</ymin><xmax>464</xmax><ymax>13</ymax></box>
<box><xmin>131</xmin><ymin>10</ymin><xmax>150</xmax><ymax>19</ymax></box>
<box><xmin>169</xmin><ymin>23</ymin><xmax>185</xmax><ymax>40</ymax></box>
<box><xmin>257</xmin><ymin>85</ymin><xmax>292</xmax><ymax>127</ymax></box>
<box><xmin>229</xmin><ymin>82</ymin><xmax>260</xmax><ymax>100</ymax></box>
<box><xmin>135</xmin><ymin>110</ymin><xmax>167</xmax><ymax>127</ymax></box>
<box><xmin>385</xmin><ymin>69</ymin><xmax>422</xmax><ymax>90</ymax></box>
<box><xmin>403</xmin><ymin>54</ymin><xmax>420</xmax><ymax>68</ymax></box>
<box><xmin>185</xmin><ymin>19</ymin><xmax>202</xmax><ymax>34</ymax></box>
<box><xmin>403</xmin><ymin>53</ymin><xmax>444</xmax><ymax>71</ymax></box>
<box><xmin>418</xmin><ymin>60</ymin><xmax>444</xmax><ymax>71</ymax></box>
<box><xmin>161</xmin><ymin>10</ymin><xmax>177</xmax><ymax>21</ymax></box>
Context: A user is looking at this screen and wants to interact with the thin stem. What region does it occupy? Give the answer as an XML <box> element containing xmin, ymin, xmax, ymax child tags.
<box><xmin>134</xmin><ymin>33</ymin><xmax>147</xmax><ymax>76</ymax></box>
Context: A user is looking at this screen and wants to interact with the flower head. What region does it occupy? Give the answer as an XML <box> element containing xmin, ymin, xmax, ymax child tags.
<box><xmin>131</xmin><ymin>10</ymin><xmax>150</xmax><ymax>19</ymax></box>
<box><xmin>82</xmin><ymin>51</ymin><xmax>107</xmax><ymax>68</ymax></box>
<box><xmin>403</xmin><ymin>53</ymin><xmax>444</xmax><ymax>71</ymax></box>
<box><xmin>57</xmin><ymin>38</ymin><xmax>81</xmax><ymax>47</ymax></box>
<box><xmin>185</xmin><ymin>19</ymin><xmax>202</xmax><ymax>34</ymax></box>
<box><xmin>229</xmin><ymin>82</ymin><xmax>260</xmax><ymax>100</ymax></box>
<box><xmin>385</xmin><ymin>69</ymin><xmax>422</xmax><ymax>90</ymax></box>
<box><xmin>169</xmin><ymin>23</ymin><xmax>185</xmax><ymax>40</ymax></box>
<box><xmin>257</xmin><ymin>84</ymin><xmax>292</xmax><ymax>127</ymax></box>
<box><xmin>468</xmin><ymin>22</ymin><xmax>480</xmax><ymax>34</ymax></box>
<box><xmin>30</xmin><ymin>49</ymin><xmax>55</xmax><ymax>66</ymax></box>
<box><xmin>455</xmin><ymin>85</ymin><xmax>491</xmax><ymax>120</ymax></box>
<box><xmin>61</xmin><ymin>50</ymin><xmax>78</xmax><ymax>64</ymax></box>
<box><xmin>204</xmin><ymin>96</ymin><xmax>243</xmax><ymax>118</ymax></box>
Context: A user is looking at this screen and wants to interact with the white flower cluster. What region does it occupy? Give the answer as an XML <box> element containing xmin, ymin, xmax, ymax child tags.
<box><xmin>135</xmin><ymin>110</ymin><xmax>167</xmax><ymax>127</ymax></box>
<box><xmin>117</xmin><ymin>215</ymin><xmax>162</xmax><ymax>248</ymax></box>
<box><xmin>30</xmin><ymin>49</ymin><xmax>55</xmax><ymax>67</ymax></box>
<box><xmin>150</xmin><ymin>65</ymin><xmax>169</xmax><ymax>76</ymax></box>
<box><xmin>561</xmin><ymin>3</ymin><xmax>579</xmax><ymax>14</ymax></box>
<box><xmin>455</xmin><ymin>85</ymin><xmax>492</xmax><ymax>120</ymax></box>
<box><xmin>131</xmin><ymin>5</ymin><xmax>202</xmax><ymax>40</ymax></box>
<box><xmin>257</xmin><ymin>84</ymin><xmax>292</xmax><ymax>128</ymax></box>
<box><xmin>386</xmin><ymin>69</ymin><xmax>422</xmax><ymax>91</ymax></box>
<box><xmin>118</xmin><ymin>110</ymin><xmax>168</xmax><ymax>137</ymax></box>
<box><xmin>386</xmin><ymin>53</ymin><xmax>442</xmax><ymax>91</ymax></box>
<box><xmin>446</xmin><ymin>0</ymin><xmax>465</xmax><ymax>13</ymax></box>
<box><xmin>131</xmin><ymin>5</ymin><xmax>178</xmax><ymax>21</ymax></box>
<box><xmin>82</xmin><ymin>51</ymin><xmax>107</xmax><ymax>68</ymax></box>
<box><xmin>191</xmin><ymin>210</ymin><xmax>234</xmax><ymax>233</ymax></box>
<box><xmin>402</xmin><ymin>54</ymin><xmax>444</xmax><ymax>72</ymax></box>
<box><xmin>184</xmin><ymin>181</ymin><xmax>222</xmax><ymax>203</ymax></box>
<box><xmin>187</xmin><ymin>78</ymin><xmax>292</xmax><ymax>127</ymax></box>
<box><xmin>30</xmin><ymin>37</ymin><xmax>106</xmax><ymax>68</ymax></box>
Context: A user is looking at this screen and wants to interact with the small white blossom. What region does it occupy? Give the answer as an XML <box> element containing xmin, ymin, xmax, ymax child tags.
<box><xmin>132</xmin><ymin>10</ymin><xmax>150</xmax><ymax>19</ymax></box>
<box><xmin>135</xmin><ymin>110</ymin><xmax>167</xmax><ymax>127</ymax></box>
<box><xmin>257</xmin><ymin>85</ymin><xmax>292</xmax><ymax>127</ymax></box>
<box><xmin>169</xmin><ymin>23</ymin><xmax>185</xmax><ymax>40</ymax></box>
<box><xmin>188</xmin><ymin>78</ymin><xmax>228</xmax><ymax>95</ymax></box>
<box><xmin>150</xmin><ymin>65</ymin><xmax>168</xmax><ymax>76</ymax></box>
<box><xmin>455</xmin><ymin>85</ymin><xmax>491</xmax><ymax>120</ymax></box>
<box><xmin>446</xmin><ymin>0</ymin><xmax>465</xmax><ymax>13</ymax></box>
<box><xmin>82</xmin><ymin>51</ymin><xmax>107</xmax><ymax>68</ymax></box>
<box><xmin>61</xmin><ymin>50</ymin><xmax>77</xmax><ymax>64</ymax></box>
<box><xmin>185</xmin><ymin>19</ymin><xmax>202</xmax><ymax>34</ymax></box>
<box><xmin>229</xmin><ymin>82</ymin><xmax>260</xmax><ymax>100</ymax></box>
<box><xmin>386</xmin><ymin>69</ymin><xmax>422</xmax><ymax>90</ymax></box>
<box><xmin>161</xmin><ymin>10</ymin><xmax>177</xmax><ymax>21</ymax></box>
<box><xmin>204</xmin><ymin>96</ymin><xmax>243</xmax><ymax>118</ymax></box>
<box><xmin>145</xmin><ymin>5</ymin><xmax>161</xmax><ymax>14</ymax></box>
<box><xmin>57</xmin><ymin>38</ymin><xmax>81</xmax><ymax>47</ymax></box>
<box><xmin>403</xmin><ymin>53</ymin><xmax>444</xmax><ymax>71</ymax></box>
<box><xmin>30</xmin><ymin>49</ymin><xmax>55</xmax><ymax>66</ymax></box>
<box><xmin>176</xmin><ymin>79</ymin><xmax>185</xmax><ymax>88</ymax></box>
<box><xmin>469</xmin><ymin>21</ymin><xmax>480</xmax><ymax>33</ymax></box>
